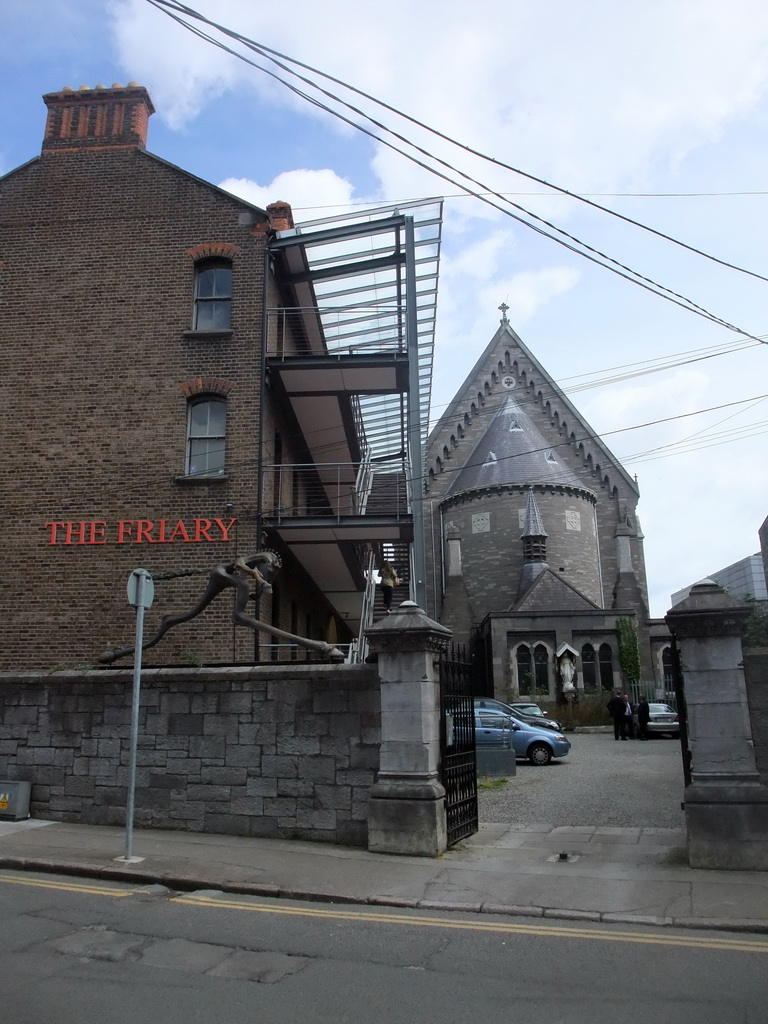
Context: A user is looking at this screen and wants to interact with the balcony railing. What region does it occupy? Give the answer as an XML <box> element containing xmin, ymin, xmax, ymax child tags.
<box><xmin>263</xmin><ymin>464</ymin><xmax>409</xmax><ymax>522</ymax></box>
<box><xmin>266</xmin><ymin>305</ymin><xmax>407</xmax><ymax>360</ymax></box>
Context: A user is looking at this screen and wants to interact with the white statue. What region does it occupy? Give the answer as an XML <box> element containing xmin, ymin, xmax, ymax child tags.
<box><xmin>559</xmin><ymin>654</ymin><xmax>576</xmax><ymax>695</ymax></box>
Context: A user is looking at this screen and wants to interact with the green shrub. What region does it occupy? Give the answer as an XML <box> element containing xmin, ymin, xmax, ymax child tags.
<box><xmin>616</xmin><ymin>617</ymin><xmax>640</xmax><ymax>685</ymax></box>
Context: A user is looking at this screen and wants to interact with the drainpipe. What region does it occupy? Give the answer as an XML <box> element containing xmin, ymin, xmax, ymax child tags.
<box><xmin>257</xmin><ymin>240</ymin><xmax>270</xmax><ymax>545</ymax></box>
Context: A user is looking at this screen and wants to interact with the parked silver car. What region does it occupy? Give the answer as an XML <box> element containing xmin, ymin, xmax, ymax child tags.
<box><xmin>646</xmin><ymin>703</ymin><xmax>680</xmax><ymax>737</ymax></box>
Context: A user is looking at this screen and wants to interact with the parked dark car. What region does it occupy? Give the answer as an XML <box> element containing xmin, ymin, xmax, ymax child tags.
<box><xmin>646</xmin><ymin>702</ymin><xmax>680</xmax><ymax>737</ymax></box>
<box><xmin>474</xmin><ymin>707</ymin><xmax>571</xmax><ymax>765</ymax></box>
<box><xmin>474</xmin><ymin>697</ymin><xmax>562</xmax><ymax>732</ymax></box>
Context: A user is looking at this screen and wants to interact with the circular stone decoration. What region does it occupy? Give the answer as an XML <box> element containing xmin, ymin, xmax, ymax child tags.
<box><xmin>501</xmin><ymin>375</ymin><xmax>516</xmax><ymax>389</ymax></box>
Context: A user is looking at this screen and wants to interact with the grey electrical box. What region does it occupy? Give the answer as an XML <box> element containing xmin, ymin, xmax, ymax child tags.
<box><xmin>0</xmin><ymin>781</ymin><xmax>32</xmax><ymax>821</ymax></box>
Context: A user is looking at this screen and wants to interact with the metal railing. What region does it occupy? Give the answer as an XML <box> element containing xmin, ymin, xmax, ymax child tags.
<box><xmin>630</xmin><ymin>680</ymin><xmax>677</xmax><ymax>710</ymax></box>
<box><xmin>263</xmin><ymin>464</ymin><xmax>409</xmax><ymax>521</ymax></box>
<box><xmin>352</xmin><ymin>549</ymin><xmax>378</xmax><ymax>664</ymax></box>
<box><xmin>266</xmin><ymin>305</ymin><xmax>407</xmax><ymax>360</ymax></box>
<box><xmin>354</xmin><ymin>446</ymin><xmax>373</xmax><ymax>516</ymax></box>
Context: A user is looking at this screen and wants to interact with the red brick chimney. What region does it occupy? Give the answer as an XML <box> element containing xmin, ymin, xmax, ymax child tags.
<box><xmin>266</xmin><ymin>201</ymin><xmax>295</xmax><ymax>231</ymax></box>
<box><xmin>42</xmin><ymin>83</ymin><xmax>155</xmax><ymax>154</ymax></box>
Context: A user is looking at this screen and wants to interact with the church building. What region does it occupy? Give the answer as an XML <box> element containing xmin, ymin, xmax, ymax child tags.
<box><xmin>425</xmin><ymin>308</ymin><xmax>669</xmax><ymax>703</ymax></box>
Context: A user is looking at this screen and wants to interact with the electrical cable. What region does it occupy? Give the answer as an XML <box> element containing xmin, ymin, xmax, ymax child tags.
<box><xmin>145</xmin><ymin>0</ymin><xmax>766</xmax><ymax>344</ymax></box>
<box><xmin>147</xmin><ymin>0</ymin><xmax>768</xmax><ymax>287</ymax></box>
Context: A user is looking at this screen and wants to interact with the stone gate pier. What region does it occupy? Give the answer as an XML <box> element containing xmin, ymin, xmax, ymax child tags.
<box><xmin>667</xmin><ymin>580</ymin><xmax>768</xmax><ymax>870</ymax></box>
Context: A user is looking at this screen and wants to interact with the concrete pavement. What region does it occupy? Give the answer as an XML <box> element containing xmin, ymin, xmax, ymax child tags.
<box><xmin>2</xmin><ymin>817</ymin><xmax>767</xmax><ymax>933</ymax></box>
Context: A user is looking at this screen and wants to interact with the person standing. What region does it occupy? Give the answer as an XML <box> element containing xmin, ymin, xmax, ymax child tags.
<box><xmin>622</xmin><ymin>693</ymin><xmax>635</xmax><ymax>739</ymax></box>
<box><xmin>637</xmin><ymin>696</ymin><xmax>650</xmax><ymax>740</ymax></box>
<box><xmin>607</xmin><ymin>690</ymin><xmax>626</xmax><ymax>740</ymax></box>
<box><xmin>379</xmin><ymin>561</ymin><xmax>399</xmax><ymax>614</ymax></box>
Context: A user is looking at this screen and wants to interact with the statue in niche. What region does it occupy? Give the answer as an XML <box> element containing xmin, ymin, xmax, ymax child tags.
<box><xmin>99</xmin><ymin>550</ymin><xmax>344</xmax><ymax>664</ymax></box>
<box><xmin>559</xmin><ymin>653</ymin><xmax>577</xmax><ymax>696</ymax></box>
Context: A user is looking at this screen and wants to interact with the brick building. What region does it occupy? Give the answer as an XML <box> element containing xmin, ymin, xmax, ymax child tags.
<box><xmin>0</xmin><ymin>84</ymin><xmax>440</xmax><ymax>670</ymax></box>
<box><xmin>425</xmin><ymin>309</ymin><xmax>669</xmax><ymax>701</ymax></box>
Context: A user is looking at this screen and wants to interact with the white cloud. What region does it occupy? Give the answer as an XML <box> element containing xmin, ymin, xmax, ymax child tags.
<box><xmin>489</xmin><ymin>268</ymin><xmax>580</xmax><ymax>326</ymax></box>
<box><xmin>111</xmin><ymin>0</ymin><xmax>768</xmax><ymax>195</ymax></box>
<box><xmin>218</xmin><ymin>169</ymin><xmax>356</xmax><ymax>216</ymax></box>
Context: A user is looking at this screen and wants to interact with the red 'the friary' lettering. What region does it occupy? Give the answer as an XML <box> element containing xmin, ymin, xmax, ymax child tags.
<box><xmin>44</xmin><ymin>517</ymin><xmax>239</xmax><ymax>544</ymax></box>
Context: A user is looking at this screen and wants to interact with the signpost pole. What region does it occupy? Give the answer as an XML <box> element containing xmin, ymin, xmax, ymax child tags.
<box><xmin>119</xmin><ymin>569</ymin><xmax>153</xmax><ymax>864</ymax></box>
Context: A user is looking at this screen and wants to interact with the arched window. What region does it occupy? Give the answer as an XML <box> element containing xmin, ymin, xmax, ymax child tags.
<box><xmin>599</xmin><ymin>643</ymin><xmax>614</xmax><ymax>691</ymax></box>
<box><xmin>662</xmin><ymin>646</ymin><xmax>674</xmax><ymax>689</ymax></box>
<box><xmin>581</xmin><ymin>644</ymin><xmax>597</xmax><ymax>691</ymax></box>
<box><xmin>516</xmin><ymin>645</ymin><xmax>533</xmax><ymax>693</ymax></box>
<box><xmin>194</xmin><ymin>260</ymin><xmax>232</xmax><ymax>330</ymax></box>
<box><xmin>534</xmin><ymin>644</ymin><xmax>549</xmax><ymax>695</ymax></box>
<box><xmin>187</xmin><ymin>397</ymin><xmax>226</xmax><ymax>476</ymax></box>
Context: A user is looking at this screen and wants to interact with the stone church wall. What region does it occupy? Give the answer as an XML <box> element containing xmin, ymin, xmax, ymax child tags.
<box><xmin>441</xmin><ymin>485</ymin><xmax>602</xmax><ymax>611</ymax></box>
<box><xmin>0</xmin><ymin>664</ymin><xmax>380</xmax><ymax>847</ymax></box>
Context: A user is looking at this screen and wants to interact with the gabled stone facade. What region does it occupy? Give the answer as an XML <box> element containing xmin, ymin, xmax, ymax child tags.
<box><xmin>425</xmin><ymin>313</ymin><xmax>663</xmax><ymax>702</ymax></box>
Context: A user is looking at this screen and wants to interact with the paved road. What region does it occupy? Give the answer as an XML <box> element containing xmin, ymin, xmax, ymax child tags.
<box><xmin>1</xmin><ymin>871</ymin><xmax>766</xmax><ymax>1023</ymax></box>
<box><xmin>478</xmin><ymin>732</ymin><xmax>686</xmax><ymax>830</ymax></box>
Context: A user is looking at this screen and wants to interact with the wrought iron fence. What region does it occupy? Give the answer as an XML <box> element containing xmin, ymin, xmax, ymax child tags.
<box><xmin>439</xmin><ymin>643</ymin><xmax>478</xmax><ymax>847</ymax></box>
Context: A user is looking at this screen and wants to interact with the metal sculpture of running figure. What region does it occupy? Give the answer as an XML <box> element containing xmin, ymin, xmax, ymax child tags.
<box><xmin>99</xmin><ymin>550</ymin><xmax>344</xmax><ymax>664</ymax></box>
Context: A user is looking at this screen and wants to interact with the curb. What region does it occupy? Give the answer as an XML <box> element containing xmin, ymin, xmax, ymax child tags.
<box><xmin>3</xmin><ymin>855</ymin><xmax>768</xmax><ymax>936</ymax></box>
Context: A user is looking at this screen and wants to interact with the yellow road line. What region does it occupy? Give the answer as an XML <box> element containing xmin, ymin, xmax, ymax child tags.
<box><xmin>0</xmin><ymin>873</ymin><xmax>135</xmax><ymax>898</ymax></box>
<box><xmin>2</xmin><ymin>872</ymin><xmax>765</xmax><ymax>954</ymax></box>
<box><xmin>173</xmin><ymin>894</ymin><xmax>768</xmax><ymax>954</ymax></box>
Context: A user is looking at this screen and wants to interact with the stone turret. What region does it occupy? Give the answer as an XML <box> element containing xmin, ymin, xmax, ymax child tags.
<box><xmin>517</xmin><ymin>490</ymin><xmax>549</xmax><ymax>599</ymax></box>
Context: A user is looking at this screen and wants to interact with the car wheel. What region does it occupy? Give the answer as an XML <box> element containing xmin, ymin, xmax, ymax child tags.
<box><xmin>528</xmin><ymin>742</ymin><xmax>552</xmax><ymax>766</ymax></box>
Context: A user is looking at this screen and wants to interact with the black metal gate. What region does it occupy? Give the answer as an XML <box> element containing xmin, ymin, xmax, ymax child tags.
<box><xmin>669</xmin><ymin>635</ymin><xmax>692</xmax><ymax>787</ymax></box>
<box><xmin>439</xmin><ymin>644</ymin><xmax>478</xmax><ymax>847</ymax></box>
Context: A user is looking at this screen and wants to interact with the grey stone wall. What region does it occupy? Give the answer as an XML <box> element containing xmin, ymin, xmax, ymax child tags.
<box><xmin>441</xmin><ymin>485</ymin><xmax>602</xmax><ymax>610</ymax></box>
<box><xmin>0</xmin><ymin>664</ymin><xmax>380</xmax><ymax>847</ymax></box>
<box><xmin>744</xmin><ymin>649</ymin><xmax>768</xmax><ymax>789</ymax></box>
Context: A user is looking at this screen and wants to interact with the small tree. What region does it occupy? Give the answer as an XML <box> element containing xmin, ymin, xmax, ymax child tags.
<box><xmin>742</xmin><ymin>599</ymin><xmax>768</xmax><ymax>650</ymax></box>
<box><xmin>616</xmin><ymin>617</ymin><xmax>640</xmax><ymax>686</ymax></box>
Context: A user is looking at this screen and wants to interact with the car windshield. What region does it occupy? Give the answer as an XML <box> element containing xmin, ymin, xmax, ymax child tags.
<box><xmin>648</xmin><ymin>704</ymin><xmax>675</xmax><ymax>714</ymax></box>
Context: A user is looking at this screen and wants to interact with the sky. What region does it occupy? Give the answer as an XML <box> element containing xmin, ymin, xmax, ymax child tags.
<box><xmin>3</xmin><ymin>0</ymin><xmax>768</xmax><ymax>617</ymax></box>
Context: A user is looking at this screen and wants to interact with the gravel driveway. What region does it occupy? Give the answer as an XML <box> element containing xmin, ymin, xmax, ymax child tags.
<box><xmin>477</xmin><ymin>732</ymin><xmax>687</xmax><ymax>829</ymax></box>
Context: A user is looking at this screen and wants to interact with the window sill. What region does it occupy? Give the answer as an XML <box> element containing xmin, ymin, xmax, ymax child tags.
<box><xmin>175</xmin><ymin>473</ymin><xmax>229</xmax><ymax>485</ymax></box>
<box><xmin>182</xmin><ymin>329</ymin><xmax>233</xmax><ymax>341</ymax></box>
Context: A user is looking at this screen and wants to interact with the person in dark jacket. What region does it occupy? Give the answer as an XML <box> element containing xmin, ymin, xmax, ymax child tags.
<box><xmin>621</xmin><ymin>693</ymin><xmax>636</xmax><ymax>738</ymax></box>
<box><xmin>637</xmin><ymin>696</ymin><xmax>650</xmax><ymax>740</ymax></box>
<box><xmin>607</xmin><ymin>691</ymin><xmax>627</xmax><ymax>740</ymax></box>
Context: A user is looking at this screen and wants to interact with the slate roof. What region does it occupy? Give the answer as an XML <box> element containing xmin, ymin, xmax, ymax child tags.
<box><xmin>511</xmin><ymin>568</ymin><xmax>601</xmax><ymax>613</ymax></box>
<box><xmin>428</xmin><ymin>321</ymin><xmax>639</xmax><ymax>500</ymax></box>
<box><xmin>447</xmin><ymin>394</ymin><xmax>586</xmax><ymax>495</ymax></box>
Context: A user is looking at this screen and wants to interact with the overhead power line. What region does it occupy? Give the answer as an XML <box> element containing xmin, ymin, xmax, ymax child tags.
<box><xmin>147</xmin><ymin>1</ymin><xmax>768</xmax><ymax>286</ymax></box>
<box><xmin>147</xmin><ymin>0</ymin><xmax>767</xmax><ymax>346</ymax></box>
